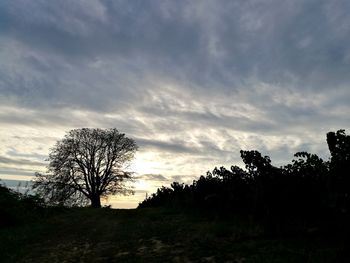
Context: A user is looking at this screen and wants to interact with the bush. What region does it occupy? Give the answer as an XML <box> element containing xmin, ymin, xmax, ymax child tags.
<box><xmin>0</xmin><ymin>184</ymin><xmax>45</xmax><ymax>227</ymax></box>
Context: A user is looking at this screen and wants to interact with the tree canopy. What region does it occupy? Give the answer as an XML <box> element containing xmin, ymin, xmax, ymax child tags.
<box><xmin>139</xmin><ymin>129</ymin><xmax>350</xmax><ymax>220</ymax></box>
<box><xmin>33</xmin><ymin>128</ymin><xmax>138</xmax><ymax>208</ymax></box>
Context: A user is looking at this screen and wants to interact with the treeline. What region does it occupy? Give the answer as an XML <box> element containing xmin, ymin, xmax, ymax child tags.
<box><xmin>138</xmin><ymin>130</ymin><xmax>350</xmax><ymax>221</ymax></box>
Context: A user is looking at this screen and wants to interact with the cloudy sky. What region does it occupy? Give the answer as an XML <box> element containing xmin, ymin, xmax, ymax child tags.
<box><xmin>1</xmin><ymin>0</ymin><xmax>350</xmax><ymax>208</ymax></box>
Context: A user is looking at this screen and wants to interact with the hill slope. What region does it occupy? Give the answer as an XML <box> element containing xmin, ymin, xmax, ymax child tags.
<box><xmin>1</xmin><ymin>207</ymin><xmax>349</xmax><ymax>262</ymax></box>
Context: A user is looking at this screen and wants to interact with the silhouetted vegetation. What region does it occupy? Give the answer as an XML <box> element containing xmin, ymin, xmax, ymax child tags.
<box><xmin>33</xmin><ymin>128</ymin><xmax>137</xmax><ymax>208</ymax></box>
<box><xmin>139</xmin><ymin>130</ymin><xmax>350</xmax><ymax>233</ymax></box>
<box><xmin>1</xmin><ymin>130</ymin><xmax>350</xmax><ymax>262</ymax></box>
<box><xmin>0</xmin><ymin>184</ymin><xmax>45</xmax><ymax>227</ymax></box>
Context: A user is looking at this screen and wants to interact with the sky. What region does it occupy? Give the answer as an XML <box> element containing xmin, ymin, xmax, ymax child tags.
<box><xmin>1</xmin><ymin>0</ymin><xmax>350</xmax><ymax>208</ymax></box>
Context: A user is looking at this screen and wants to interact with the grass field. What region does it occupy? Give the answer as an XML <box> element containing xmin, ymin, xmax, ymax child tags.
<box><xmin>1</xmin><ymin>207</ymin><xmax>349</xmax><ymax>262</ymax></box>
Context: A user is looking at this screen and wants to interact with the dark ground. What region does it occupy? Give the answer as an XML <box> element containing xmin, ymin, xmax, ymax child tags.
<box><xmin>1</xmin><ymin>207</ymin><xmax>349</xmax><ymax>262</ymax></box>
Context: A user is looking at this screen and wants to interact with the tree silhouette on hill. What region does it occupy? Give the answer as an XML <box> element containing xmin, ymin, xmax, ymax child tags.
<box><xmin>139</xmin><ymin>129</ymin><xmax>350</xmax><ymax>220</ymax></box>
<box><xmin>33</xmin><ymin>128</ymin><xmax>138</xmax><ymax>208</ymax></box>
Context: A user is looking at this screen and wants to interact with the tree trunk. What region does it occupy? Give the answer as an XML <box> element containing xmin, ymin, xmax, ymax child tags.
<box><xmin>90</xmin><ymin>195</ymin><xmax>101</xmax><ymax>208</ymax></box>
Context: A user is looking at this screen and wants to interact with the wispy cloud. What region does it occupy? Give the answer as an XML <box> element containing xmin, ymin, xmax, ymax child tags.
<box><xmin>1</xmin><ymin>0</ymin><xmax>349</xmax><ymax>207</ymax></box>
<box><xmin>0</xmin><ymin>155</ymin><xmax>44</xmax><ymax>167</ymax></box>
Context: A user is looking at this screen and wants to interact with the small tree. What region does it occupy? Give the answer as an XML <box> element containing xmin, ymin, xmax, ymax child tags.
<box><xmin>33</xmin><ymin>128</ymin><xmax>138</xmax><ymax>208</ymax></box>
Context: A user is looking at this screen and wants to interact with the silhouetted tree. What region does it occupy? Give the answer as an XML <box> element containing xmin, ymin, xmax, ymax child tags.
<box><xmin>327</xmin><ymin>129</ymin><xmax>350</xmax><ymax>213</ymax></box>
<box><xmin>282</xmin><ymin>152</ymin><xmax>329</xmax><ymax>217</ymax></box>
<box><xmin>33</xmin><ymin>128</ymin><xmax>137</xmax><ymax>208</ymax></box>
<box><xmin>139</xmin><ymin>129</ymin><xmax>350</xmax><ymax>225</ymax></box>
<box><xmin>240</xmin><ymin>150</ymin><xmax>282</xmax><ymax>216</ymax></box>
<box><xmin>211</xmin><ymin>165</ymin><xmax>252</xmax><ymax>213</ymax></box>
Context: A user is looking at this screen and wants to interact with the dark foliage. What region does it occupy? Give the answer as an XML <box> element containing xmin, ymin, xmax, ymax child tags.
<box><xmin>327</xmin><ymin>130</ymin><xmax>350</xmax><ymax>214</ymax></box>
<box><xmin>0</xmin><ymin>184</ymin><xmax>45</xmax><ymax>227</ymax></box>
<box><xmin>139</xmin><ymin>130</ymin><xmax>350</xmax><ymax>223</ymax></box>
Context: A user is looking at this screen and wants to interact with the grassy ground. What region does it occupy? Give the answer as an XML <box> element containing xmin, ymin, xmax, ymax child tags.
<box><xmin>1</xmin><ymin>207</ymin><xmax>349</xmax><ymax>262</ymax></box>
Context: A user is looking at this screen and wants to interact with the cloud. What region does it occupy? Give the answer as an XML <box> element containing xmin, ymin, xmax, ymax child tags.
<box><xmin>0</xmin><ymin>168</ymin><xmax>36</xmax><ymax>177</ymax></box>
<box><xmin>1</xmin><ymin>0</ymin><xmax>350</xmax><ymax>207</ymax></box>
<box><xmin>0</xmin><ymin>155</ymin><xmax>44</xmax><ymax>167</ymax></box>
<box><xmin>136</xmin><ymin>138</ymin><xmax>199</xmax><ymax>155</ymax></box>
<box><xmin>138</xmin><ymin>174</ymin><xmax>169</xmax><ymax>182</ymax></box>
<box><xmin>1</xmin><ymin>0</ymin><xmax>350</xmax><ymax>109</ymax></box>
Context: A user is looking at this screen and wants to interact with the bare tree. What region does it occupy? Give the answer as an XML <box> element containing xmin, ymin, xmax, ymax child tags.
<box><xmin>33</xmin><ymin>128</ymin><xmax>138</xmax><ymax>208</ymax></box>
